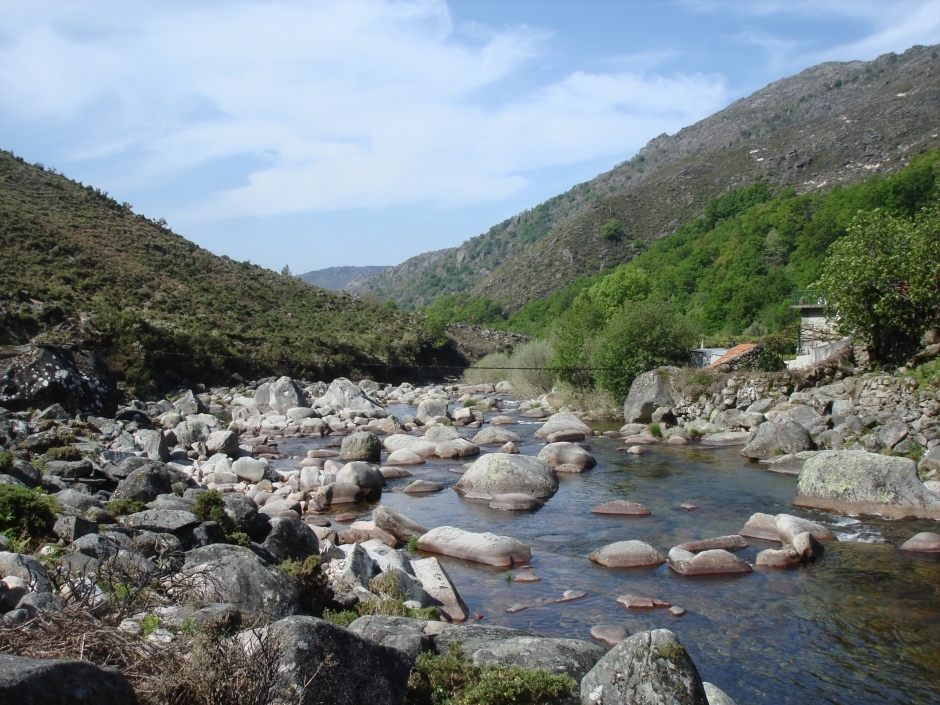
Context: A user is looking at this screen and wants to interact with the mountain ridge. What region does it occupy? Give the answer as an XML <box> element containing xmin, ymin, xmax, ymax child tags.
<box><xmin>348</xmin><ymin>44</ymin><xmax>940</xmax><ymax>311</ymax></box>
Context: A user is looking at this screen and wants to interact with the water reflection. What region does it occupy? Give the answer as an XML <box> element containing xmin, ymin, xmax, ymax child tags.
<box><xmin>273</xmin><ymin>409</ymin><xmax>940</xmax><ymax>704</ymax></box>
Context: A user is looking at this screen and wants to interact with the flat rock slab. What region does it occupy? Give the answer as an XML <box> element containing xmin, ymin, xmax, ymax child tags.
<box><xmin>472</xmin><ymin>428</ymin><xmax>522</xmax><ymax>445</ymax></box>
<box><xmin>591</xmin><ymin>500</ymin><xmax>651</xmax><ymax>516</ymax></box>
<box><xmin>589</xmin><ymin>540</ymin><xmax>665</xmax><ymax>569</ymax></box>
<box><xmin>506</xmin><ymin>604</ymin><xmax>528</xmax><ymax>613</ymax></box>
<box><xmin>754</xmin><ymin>547</ymin><xmax>802</xmax><ymax>568</ymax></box>
<box><xmin>676</xmin><ymin>535</ymin><xmax>748</xmax><ymax>553</ymax></box>
<box><xmin>380</xmin><ymin>467</ymin><xmax>413</xmax><ymax>479</ymax></box>
<box><xmin>121</xmin><ymin>509</ymin><xmax>200</xmax><ymax>533</ymax></box>
<box><xmin>774</xmin><ymin>514</ymin><xmax>836</xmax><ymax>543</ymax></box>
<box><xmin>668</xmin><ymin>548</ymin><xmax>752</xmax><ymax>577</ymax></box>
<box><xmin>385</xmin><ymin>449</ymin><xmax>425</xmax><ymax>466</ymax></box>
<box><xmin>669</xmin><ymin>605</ymin><xmax>686</xmax><ymax>617</ymax></box>
<box><xmin>490</xmin><ymin>416</ymin><xmax>517</xmax><ymax>425</ymax></box>
<box><xmin>622</xmin><ymin>435</ymin><xmax>658</xmax><ymax>445</ymax></box>
<box><xmin>334</xmin><ymin>512</ymin><xmax>357</xmax><ymax>523</ymax></box>
<box><xmin>547</xmin><ymin>430</ymin><xmax>586</xmax><ymax>443</ymax></box>
<box><xmin>740</xmin><ymin>512</ymin><xmax>782</xmax><ymax>542</ymax></box>
<box><xmin>411</xmin><ymin>556</ymin><xmax>469</xmax><ymax>622</ymax></box>
<box><xmin>417</xmin><ymin>526</ymin><xmax>531</xmax><ymax>567</ymax></box>
<box><xmin>667</xmin><ymin>436</ymin><xmax>689</xmax><ymax>445</ymax></box>
<box><xmin>899</xmin><ymin>532</ymin><xmax>940</xmax><ymax>553</ymax></box>
<box><xmin>403</xmin><ymin>480</ymin><xmax>444</xmax><ymax>494</ymax></box>
<box><xmin>758</xmin><ymin>451</ymin><xmax>821</xmax><ymax>475</ymax></box>
<box><xmin>556</xmin><ymin>590</ymin><xmax>587</xmax><ymax>603</ymax></box>
<box><xmin>701</xmin><ymin>431</ymin><xmax>751</xmax><ymax>446</ymax></box>
<box><xmin>626</xmin><ymin>446</ymin><xmax>649</xmax><ymax>455</ymax></box>
<box><xmin>489</xmin><ymin>493</ymin><xmax>544</xmax><ymax>511</ymax></box>
<box><xmin>512</xmin><ymin>572</ymin><xmax>541</xmax><ymax>583</ymax></box>
<box><xmin>616</xmin><ymin>594</ymin><xmax>671</xmax><ymax>609</ymax></box>
<box><xmin>591</xmin><ymin>624</ymin><xmax>628</xmax><ymax>646</ymax></box>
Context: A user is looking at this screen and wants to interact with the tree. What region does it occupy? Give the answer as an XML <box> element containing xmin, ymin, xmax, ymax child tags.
<box><xmin>592</xmin><ymin>299</ymin><xmax>697</xmax><ymax>400</ymax></box>
<box><xmin>281</xmin><ymin>265</ymin><xmax>292</xmax><ymax>277</ymax></box>
<box><xmin>600</xmin><ymin>218</ymin><xmax>623</xmax><ymax>241</ymax></box>
<box><xmin>817</xmin><ymin>204</ymin><xmax>940</xmax><ymax>363</ymax></box>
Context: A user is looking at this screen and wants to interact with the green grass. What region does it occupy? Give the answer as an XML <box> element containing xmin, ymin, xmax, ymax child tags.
<box><xmin>105</xmin><ymin>498</ymin><xmax>147</xmax><ymax>517</ymax></box>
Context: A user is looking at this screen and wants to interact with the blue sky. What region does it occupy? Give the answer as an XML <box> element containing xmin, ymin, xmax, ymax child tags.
<box><xmin>1</xmin><ymin>1</ymin><xmax>938</xmax><ymax>274</ymax></box>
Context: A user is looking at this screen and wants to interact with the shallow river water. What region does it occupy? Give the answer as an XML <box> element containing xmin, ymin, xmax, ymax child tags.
<box><xmin>273</xmin><ymin>403</ymin><xmax>940</xmax><ymax>704</ymax></box>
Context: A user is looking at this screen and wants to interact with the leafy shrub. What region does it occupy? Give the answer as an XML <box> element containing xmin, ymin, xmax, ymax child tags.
<box><xmin>592</xmin><ymin>299</ymin><xmax>697</xmax><ymax>399</ymax></box>
<box><xmin>464</xmin><ymin>352</ymin><xmax>511</xmax><ymax>385</ymax></box>
<box><xmin>756</xmin><ymin>349</ymin><xmax>786</xmax><ymax>372</ymax></box>
<box><xmin>0</xmin><ymin>485</ymin><xmax>59</xmax><ymax>538</ymax></box>
<box><xmin>190</xmin><ymin>489</ymin><xmax>239</xmax><ymax>539</ymax></box>
<box><xmin>278</xmin><ymin>556</ymin><xmax>333</xmax><ymax>617</ymax></box>
<box><xmin>105</xmin><ymin>498</ymin><xmax>147</xmax><ymax>517</ymax></box>
<box><xmin>405</xmin><ymin>642</ymin><xmax>577</xmax><ymax>705</ymax></box>
<box><xmin>600</xmin><ymin>218</ymin><xmax>623</xmax><ymax>241</ymax></box>
<box><xmin>0</xmin><ymin>450</ymin><xmax>13</xmax><ymax>471</ymax></box>
<box><xmin>649</xmin><ymin>422</ymin><xmax>662</xmax><ymax>437</ymax></box>
<box><xmin>322</xmin><ymin>609</ymin><xmax>359</xmax><ymax>627</ymax></box>
<box><xmin>140</xmin><ymin>614</ymin><xmax>160</xmax><ymax>637</ymax></box>
<box><xmin>506</xmin><ymin>340</ymin><xmax>556</xmax><ymax>399</ymax></box>
<box><xmin>407</xmin><ymin>536</ymin><xmax>419</xmax><ymax>551</ymax></box>
<box><xmin>43</xmin><ymin>446</ymin><xmax>83</xmax><ymax>462</ymax></box>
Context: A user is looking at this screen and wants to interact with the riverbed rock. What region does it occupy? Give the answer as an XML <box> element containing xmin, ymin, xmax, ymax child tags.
<box><xmin>260</xmin><ymin>517</ymin><xmax>319</xmax><ymax>563</ymax></box>
<box><xmin>372</xmin><ymin>507</ymin><xmax>427</xmax><ymax>542</ymax></box>
<box><xmin>385</xmin><ymin>448</ymin><xmax>425</xmax><ymax>466</ymax></box>
<box><xmin>795</xmin><ymin>450</ymin><xmax>940</xmax><ymax>519</ymax></box>
<box><xmin>261</xmin><ymin>615</ymin><xmax>411</xmax><ymax>705</ymax></box>
<box><xmin>423</xmin><ymin>425</ymin><xmax>460</xmax><ymax>442</ymax></box>
<box><xmin>676</xmin><ymin>535</ymin><xmax>748</xmax><ymax>552</ymax></box>
<box><xmin>403</xmin><ymin>480</ymin><xmax>443</xmax><ymax>494</ymax></box>
<box><xmin>488</xmin><ymin>493</ymin><xmax>544</xmax><ymax>511</ymax></box>
<box><xmin>435</xmin><ymin>438</ymin><xmax>481</xmax><ymax>459</ymax></box>
<box><xmin>741</xmin><ymin>420</ymin><xmax>816</xmax><ymax>460</ymax></box>
<box><xmin>739</xmin><ymin>512</ymin><xmax>782</xmax><ymax>542</ymax></box>
<box><xmin>340</xmin><ymin>432</ymin><xmax>382</xmax><ymax>462</ymax></box>
<box><xmin>268</xmin><ymin>376</ymin><xmax>308</xmax><ymax>415</ymax></box>
<box><xmin>206</xmin><ymin>430</ymin><xmax>239</xmax><ymax>458</ymax></box>
<box><xmin>667</xmin><ymin>548</ymin><xmax>752</xmax><ymax>576</ymax></box>
<box><xmin>315</xmin><ymin>377</ymin><xmax>385</xmax><ymax>416</ymax></box>
<box><xmin>122</xmin><ymin>509</ymin><xmax>200</xmax><ymax>534</ymax></box>
<box><xmin>455</xmin><ymin>453</ymin><xmax>558</xmax><ymax>500</ymax></box>
<box><xmin>411</xmin><ymin>557</ymin><xmax>469</xmax><ymax>622</ymax></box>
<box><xmin>335</xmin><ymin>461</ymin><xmax>384</xmax><ymax>498</ymax></box>
<box><xmin>791</xmin><ymin>531</ymin><xmax>824</xmax><ymax>561</ymax></box>
<box><xmin>589</xmin><ymin>541</ymin><xmax>665</xmax><ymax>569</ymax></box>
<box><xmin>580</xmin><ymin>628</ymin><xmax>708</xmax><ymax>705</ymax></box>
<box><xmin>533</xmin><ymin>412</ymin><xmax>593</xmax><ymax>439</ymax></box>
<box><xmin>537</xmin><ymin>442</ymin><xmax>597</xmax><ymax>470</ymax></box>
<box><xmin>232</xmin><ymin>456</ymin><xmax>268</xmax><ymax>483</ymax></box>
<box><xmin>701</xmin><ymin>431</ymin><xmax>751</xmax><ymax>446</ymax></box>
<box><xmin>383</xmin><ymin>435</ymin><xmax>438</xmax><ymax>458</ymax></box>
<box><xmin>899</xmin><ymin>532</ymin><xmax>940</xmax><ymax>553</ymax></box>
<box><xmin>757</xmin><ymin>451</ymin><xmax>821</xmax><ymax>475</ymax></box>
<box><xmin>416</xmin><ymin>398</ymin><xmax>449</xmax><ymax>422</ymax></box>
<box><xmin>754</xmin><ymin>547</ymin><xmax>802</xmax><ymax>568</ymax></box>
<box><xmin>704</xmin><ymin>682</ymin><xmax>739</xmax><ymax>705</ymax></box>
<box><xmin>773</xmin><ymin>514</ymin><xmax>836</xmax><ymax>543</ymax></box>
<box><xmin>113</xmin><ymin>464</ymin><xmax>175</xmax><ymax>503</ymax></box>
<box><xmin>622</xmin><ymin>368</ymin><xmax>679</xmax><ymax>424</ymax></box>
<box><xmin>179</xmin><ymin>544</ymin><xmax>302</xmax><ymax>619</ymax></box>
<box><xmin>0</xmin><ymin>653</ymin><xmax>137</xmax><ymax>704</ymax></box>
<box><xmin>591</xmin><ymin>500</ymin><xmax>651</xmax><ymax>516</ymax></box>
<box><xmin>471</xmin><ymin>427</ymin><xmax>521</xmax><ymax>445</ymax></box>
<box><xmin>417</xmin><ymin>526</ymin><xmax>530</xmax><ymax>567</ymax></box>
<box><xmin>591</xmin><ymin>625</ymin><xmax>628</xmax><ymax>647</ymax></box>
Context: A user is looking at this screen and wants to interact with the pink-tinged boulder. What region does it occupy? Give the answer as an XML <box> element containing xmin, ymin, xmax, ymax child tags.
<box><xmin>625</xmin><ymin>446</ymin><xmax>649</xmax><ymax>455</ymax></box>
<box><xmin>791</xmin><ymin>531</ymin><xmax>824</xmax><ymax>561</ymax></box>
<box><xmin>537</xmin><ymin>442</ymin><xmax>596</xmax><ymax>471</ymax></box>
<box><xmin>534</xmin><ymin>412</ymin><xmax>592</xmax><ymax>439</ymax></box>
<box><xmin>676</xmin><ymin>535</ymin><xmax>748</xmax><ymax>553</ymax></box>
<box><xmin>591</xmin><ymin>501</ymin><xmax>651</xmax><ymax>516</ymax></box>
<box><xmin>739</xmin><ymin>512</ymin><xmax>782</xmax><ymax>542</ymax></box>
<box><xmin>773</xmin><ymin>514</ymin><xmax>836</xmax><ymax>543</ymax></box>
<box><xmin>667</xmin><ymin>547</ymin><xmax>752</xmax><ymax>576</ymax></box>
<box><xmin>555</xmin><ymin>590</ymin><xmax>587</xmax><ymax>603</ymax></box>
<box><xmin>667</xmin><ymin>436</ymin><xmax>689</xmax><ymax>445</ymax></box>
<box><xmin>589</xmin><ymin>541</ymin><xmax>665</xmax><ymax>569</ymax></box>
<box><xmin>754</xmin><ymin>547</ymin><xmax>802</xmax><ymax>568</ymax></box>
<box><xmin>416</xmin><ymin>526</ymin><xmax>530</xmax><ymax>567</ymax></box>
<box><xmin>591</xmin><ymin>624</ymin><xmax>628</xmax><ymax>646</ymax></box>
<box><xmin>403</xmin><ymin>480</ymin><xmax>444</xmax><ymax>494</ymax></box>
<box><xmin>498</xmin><ymin>442</ymin><xmax>520</xmax><ymax>454</ymax></box>
<box><xmin>899</xmin><ymin>531</ymin><xmax>940</xmax><ymax>553</ymax></box>
<box><xmin>471</xmin><ymin>428</ymin><xmax>521</xmax><ymax>445</ymax></box>
<box><xmin>383</xmin><ymin>434</ymin><xmax>438</xmax><ymax>458</ymax></box>
<box><xmin>490</xmin><ymin>415</ymin><xmax>517</xmax><ymax>425</ymax></box>
<box><xmin>622</xmin><ymin>435</ymin><xmax>658</xmax><ymax>445</ymax></box>
<box><xmin>435</xmin><ymin>439</ymin><xmax>481</xmax><ymax>459</ymax></box>
<box><xmin>385</xmin><ymin>449</ymin><xmax>425</xmax><ymax>466</ymax></box>
<box><xmin>488</xmin><ymin>493</ymin><xmax>544</xmax><ymax>511</ymax></box>
<box><xmin>547</xmin><ymin>430</ymin><xmax>586</xmax><ymax>443</ymax></box>
<box><xmin>616</xmin><ymin>594</ymin><xmax>671</xmax><ymax>609</ymax></box>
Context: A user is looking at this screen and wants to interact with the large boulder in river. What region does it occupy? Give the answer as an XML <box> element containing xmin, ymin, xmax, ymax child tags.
<box><xmin>315</xmin><ymin>377</ymin><xmax>386</xmax><ymax>416</ymax></box>
<box><xmin>340</xmin><ymin>432</ymin><xmax>382</xmax><ymax>462</ymax></box>
<box><xmin>268</xmin><ymin>376</ymin><xmax>308</xmax><ymax>414</ymax></box>
<box><xmin>335</xmin><ymin>462</ymin><xmax>384</xmax><ymax>499</ymax></box>
<box><xmin>589</xmin><ymin>541</ymin><xmax>665</xmax><ymax>569</ymax></box>
<box><xmin>417</xmin><ymin>526</ymin><xmax>530</xmax><ymax>567</ymax></box>
<box><xmin>580</xmin><ymin>628</ymin><xmax>708</xmax><ymax>705</ymax></box>
<box><xmin>261</xmin><ymin>616</ymin><xmax>412</xmax><ymax>705</ymax></box>
<box><xmin>622</xmin><ymin>368</ymin><xmax>679</xmax><ymax>424</ymax></box>
<box><xmin>416</xmin><ymin>397</ymin><xmax>449</xmax><ymax>422</ymax></box>
<box><xmin>795</xmin><ymin>450</ymin><xmax>940</xmax><ymax>519</ymax></box>
<box><xmin>173</xmin><ymin>389</ymin><xmax>208</xmax><ymax>416</ymax></box>
<box><xmin>179</xmin><ymin>544</ymin><xmax>302</xmax><ymax>619</ymax></box>
<box><xmin>740</xmin><ymin>419</ymin><xmax>815</xmax><ymax>460</ymax></box>
<box><xmin>372</xmin><ymin>506</ymin><xmax>427</xmax><ymax>543</ymax></box>
<box><xmin>537</xmin><ymin>442</ymin><xmax>596</xmax><ymax>470</ymax></box>
<box><xmin>0</xmin><ymin>653</ymin><xmax>137</xmax><ymax>705</ymax></box>
<box><xmin>471</xmin><ymin>427</ymin><xmax>521</xmax><ymax>445</ymax></box>
<box><xmin>0</xmin><ymin>344</ymin><xmax>119</xmax><ymax>415</ymax></box>
<box><xmin>455</xmin><ymin>453</ymin><xmax>558</xmax><ymax>499</ymax></box>
<box><xmin>533</xmin><ymin>412</ymin><xmax>592</xmax><ymax>439</ymax></box>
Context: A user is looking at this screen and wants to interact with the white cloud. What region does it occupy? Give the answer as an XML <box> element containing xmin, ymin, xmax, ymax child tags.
<box><xmin>0</xmin><ymin>0</ymin><xmax>729</xmax><ymax>224</ymax></box>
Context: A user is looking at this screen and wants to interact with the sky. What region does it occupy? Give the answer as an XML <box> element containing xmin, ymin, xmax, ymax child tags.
<box><xmin>1</xmin><ymin>1</ymin><xmax>938</xmax><ymax>274</ymax></box>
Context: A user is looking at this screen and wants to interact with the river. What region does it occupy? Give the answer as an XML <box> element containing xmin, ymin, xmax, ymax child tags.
<box><xmin>272</xmin><ymin>401</ymin><xmax>940</xmax><ymax>704</ymax></box>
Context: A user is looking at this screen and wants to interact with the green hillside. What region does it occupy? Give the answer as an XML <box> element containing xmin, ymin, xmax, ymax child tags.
<box><xmin>351</xmin><ymin>44</ymin><xmax>940</xmax><ymax>311</ymax></box>
<box><xmin>426</xmin><ymin>148</ymin><xmax>940</xmax><ymax>341</ymax></box>
<box><xmin>0</xmin><ymin>151</ymin><xmax>454</xmax><ymax>395</ymax></box>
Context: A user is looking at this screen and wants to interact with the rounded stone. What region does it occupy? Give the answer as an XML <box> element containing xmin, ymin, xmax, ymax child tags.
<box><xmin>591</xmin><ymin>624</ymin><xmax>628</xmax><ymax>647</ymax></box>
<box><xmin>591</xmin><ymin>500</ymin><xmax>651</xmax><ymax>516</ymax></box>
<box><xmin>488</xmin><ymin>493</ymin><xmax>544</xmax><ymax>511</ymax></box>
<box><xmin>455</xmin><ymin>453</ymin><xmax>558</xmax><ymax>500</ymax></box>
<box><xmin>899</xmin><ymin>531</ymin><xmax>940</xmax><ymax>553</ymax></box>
<box><xmin>589</xmin><ymin>540</ymin><xmax>665</xmax><ymax>568</ymax></box>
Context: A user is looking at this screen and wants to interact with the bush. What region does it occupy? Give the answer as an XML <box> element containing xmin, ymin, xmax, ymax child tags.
<box><xmin>105</xmin><ymin>498</ymin><xmax>147</xmax><ymax>517</ymax></box>
<box><xmin>0</xmin><ymin>450</ymin><xmax>15</xmax><ymax>471</ymax></box>
<box><xmin>43</xmin><ymin>446</ymin><xmax>83</xmax><ymax>462</ymax></box>
<box><xmin>0</xmin><ymin>484</ymin><xmax>59</xmax><ymax>538</ymax></box>
<box><xmin>506</xmin><ymin>340</ymin><xmax>556</xmax><ymax>399</ymax></box>
<box><xmin>592</xmin><ymin>299</ymin><xmax>697</xmax><ymax>399</ymax></box>
<box><xmin>756</xmin><ymin>349</ymin><xmax>785</xmax><ymax>372</ymax></box>
<box><xmin>405</xmin><ymin>642</ymin><xmax>577</xmax><ymax>705</ymax></box>
<box><xmin>600</xmin><ymin>218</ymin><xmax>623</xmax><ymax>241</ymax></box>
<box><xmin>464</xmin><ymin>352</ymin><xmax>511</xmax><ymax>385</ymax></box>
<box><xmin>278</xmin><ymin>556</ymin><xmax>333</xmax><ymax>617</ymax></box>
<box><xmin>190</xmin><ymin>489</ymin><xmax>239</xmax><ymax>539</ymax></box>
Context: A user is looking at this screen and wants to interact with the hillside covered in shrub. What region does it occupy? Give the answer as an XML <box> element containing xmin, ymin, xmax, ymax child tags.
<box><xmin>0</xmin><ymin>150</ymin><xmax>456</xmax><ymax>395</ymax></box>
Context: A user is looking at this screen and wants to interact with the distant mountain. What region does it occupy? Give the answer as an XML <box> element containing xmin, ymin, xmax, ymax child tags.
<box><xmin>348</xmin><ymin>44</ymin><xmax>940</xmax><ymax>311</ymax></box>
<box><xmin>298</xmin><ymin>265</ymin><xmax>389</xmax><ymax>291</ymax></box>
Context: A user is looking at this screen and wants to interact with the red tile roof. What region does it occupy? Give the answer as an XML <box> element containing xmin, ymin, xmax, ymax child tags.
<box><xmin>707</xmin><ymin>343</ymin><xmax>756</xmax><ymax>370</ymax></box>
